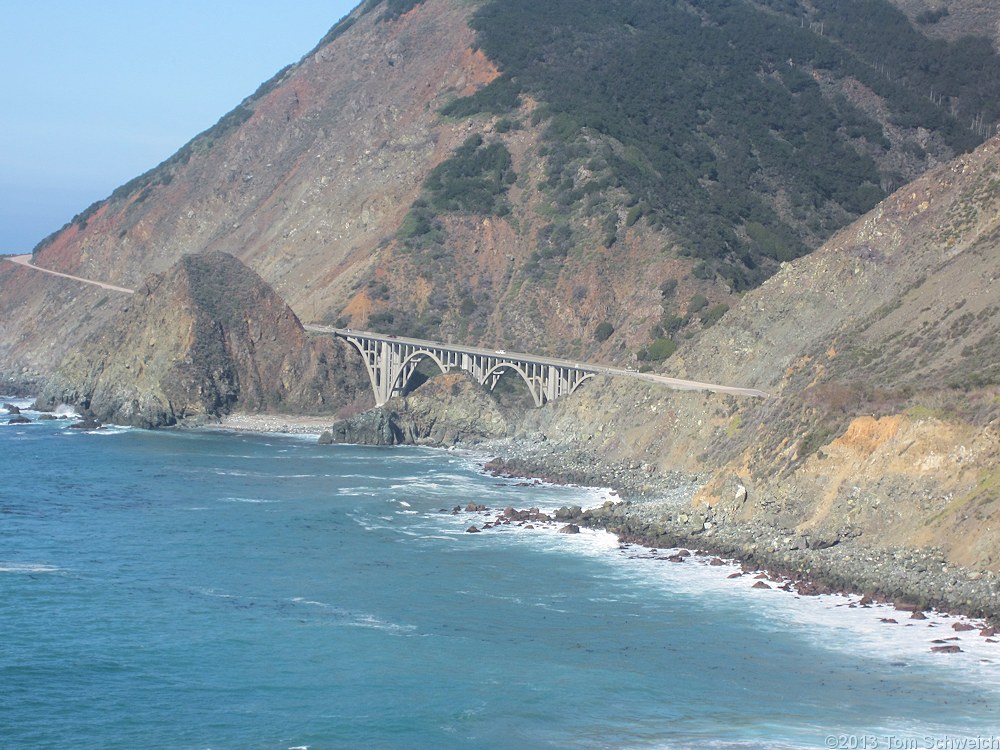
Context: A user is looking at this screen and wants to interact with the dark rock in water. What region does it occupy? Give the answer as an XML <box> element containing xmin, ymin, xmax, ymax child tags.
<box><xmin>69</xmin><ymin>419</ymin><xmax>102</xmax><ymax>430</ymax></box>
<box><xmin>727</xmin><ymin>572</ymin><xmax>743</xmax><ymax>579</ymax></box>
<box><xmin>554</xmin><ymin>505</ymin><xmax>583</xmax><ymax>521</ymax></box>
<box><xmin>8</xmin><ymin>416</ymin><xmax>31</xmax><ymax>424</ymax></box>
<box><xmin>981</xmin><ymin>627</ymin><xmax>996</xmax><ymax>637</ymax></box>
<box><xmin>558</xmin><ymin>523</ymin><xmax>581</xmax><ymax>534</ymax></box>
<box><xmin>930</xmin><ymin>644</ymin><xmax>962</xmax><ymax>653</ymax></box>
<box><xmin>709</xmin><ymin>557</ymin><xmax>725</xmax><ymax>566</ymax></box>
<box><xmin>752</xmin><ymin>581</ymin><xmax>772</xmax><ymax>589</ymax></box>
<box><xmin>3</xmin><ymin>403</ymin><xmax>21</xmax><ymax>414</ymax></box>
<box><xmin>38</xmin><ymin>414</ymin><xmax>59</xmax><ymax>421</ymax></box>
<box><xmin>910</xmin><ymin>611</ymin><xmax>928</xmax><ymax>620</ymax></box>
<box><xmin>794</xmin><ymin>581</ymin><xmax>824</xmax><ymax>596</ymax></box>
<box><xmin>465</xmin><ymin>502</ymin><xmax>488</xmax><ymax>512</ymax></box>
<box><xmin>465</xmin><ymin>526</ymin><xmax>481</xmax><ymax>533</ymax></box>
<box><xmin>880</xmin><ymin>618</ymin><xmax>898</xmax><ymax>624</ymax></box>
<box><xmin>952</xmin><ymin>622</ymin><xmax>975</xmax><ymax>631</ymax></box>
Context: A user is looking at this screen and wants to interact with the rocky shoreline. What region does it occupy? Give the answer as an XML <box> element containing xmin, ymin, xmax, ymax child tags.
<box><xmin>477</xmin><ymin>438</ymin><xmax>1000</xmax><ymax>627</ymax></box>
<box><xmin>204</xmin><ymin>412</ymin><xmax>1000</xmax><ymax>627</ymax></box>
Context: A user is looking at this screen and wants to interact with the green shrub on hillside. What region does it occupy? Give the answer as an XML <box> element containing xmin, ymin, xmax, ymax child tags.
<box><xmin>594</xmin><ymin>322</ymin><xmax>614</xmax><ymax>342</ymax></box>
<box><xmin>686</xmin><ymin>294</ymin><xmax>709</xmax><ymax>314</ymax></box>
<box><xmin>637</xmin><ymin>338</ymin><xmax>677</xmax><ymax>362</ymax></box>
<box><xmin>423</xmin><ymin>134</ymin><xmax>515</xmax><ymax>216</ymax></box>
<box><xmin>700</xmin><ymin>303</ymin><xmax>730</xmax><ymax>328</ymax></box>
<box><xmin>438</xmin><ymin>0</ymin><xmax>1000</xmax><ymax>291</ymax></box>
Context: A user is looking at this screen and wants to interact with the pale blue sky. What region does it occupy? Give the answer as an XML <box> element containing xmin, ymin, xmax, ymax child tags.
<box><xmin>1</xmin><ymin>2</ymin><xmax>359</xmax><ymax>252</ymax></box>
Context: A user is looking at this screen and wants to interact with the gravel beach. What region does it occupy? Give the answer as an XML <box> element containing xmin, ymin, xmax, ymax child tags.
<box><xmin>203</xmin><ymin>412</ymin><xmax>1000</xmax><ymax>625</ymax></box>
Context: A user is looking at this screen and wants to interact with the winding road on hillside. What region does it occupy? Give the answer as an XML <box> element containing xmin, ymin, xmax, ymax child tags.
<box><xmin>4</xmin><ymin>253</ymin><xmax>135</xmax><ymax>294</ymax></box>
<box><xmin>4</xmin><ymin>253</ymin><xmax>769</xmax><ymax>399</ymax></box>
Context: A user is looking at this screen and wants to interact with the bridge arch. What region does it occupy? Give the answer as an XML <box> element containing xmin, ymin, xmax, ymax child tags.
<box><xmin>480</xmin><ymin>362</ymin><xmax>545</xmax><ymax>407</ymax></box>
<box><xmin>391</xmin><ymin>349</ymin><xmax>454</xmax><ymax>396</ymax></box>
<box><xmin>324</xmin><ymin>327</ymin><xmax>608</xmax><ymax>407</ymax></box>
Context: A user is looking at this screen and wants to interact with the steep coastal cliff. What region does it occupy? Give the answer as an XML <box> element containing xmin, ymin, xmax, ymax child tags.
<box><xmin>35</xmin><ymin>252</ymin><xmax>370</xmax><ymax>426</ymax></box>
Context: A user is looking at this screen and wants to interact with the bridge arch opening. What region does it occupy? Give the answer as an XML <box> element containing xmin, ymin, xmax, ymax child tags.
<box><xmin>396</xmin><ymin>352</ymin><xmax>451</xmax><ymax>396</ymax></box>
<box><xmin>483</xmin><ymin>364</ymin><xmax>542</xmax><ymax>409</ymax></box>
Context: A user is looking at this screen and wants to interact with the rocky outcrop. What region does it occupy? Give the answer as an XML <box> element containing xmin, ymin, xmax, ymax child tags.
<box><xmin>35</xmin><ymin>252</ymin><xmax>370</xmax><ymax>427</ymax></box>
<box><xmin>320</xmin><ymin>371</ymin><xmax>509</xmax><ymax>446</ymax></box>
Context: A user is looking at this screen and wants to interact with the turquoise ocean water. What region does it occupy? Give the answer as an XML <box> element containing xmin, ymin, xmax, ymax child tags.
<box><xmin>2</xmin><ymin>396</ymin><xmax>999</xmax><ymax>749</ymax></box>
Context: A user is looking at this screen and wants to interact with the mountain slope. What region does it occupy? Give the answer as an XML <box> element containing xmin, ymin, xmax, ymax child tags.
<box><xmin>7</xmin><ymin>0</ymin><xmax>1000</xmax><ymax>384</ymax></box>
<box><xmin>512</xmin><ymin>133</ymin><xmax>1000</xmax><ymax>573</ymax></box>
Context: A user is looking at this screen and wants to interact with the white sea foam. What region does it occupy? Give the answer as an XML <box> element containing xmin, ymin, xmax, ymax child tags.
<box><xmin>0</xmin><ymin>562</ymin><xmax>61</xmax><ymax>573</ymax></box>
<box><xmin>52</xmin><ymin>403</ymin><xmax>80</xmax><ymax>419</ymax></box>
<box><xmin>290</xmin><ymin>597</ymin><xmax>416</xmax><ymax>634</ymax></box>
<box><xmin>81</xmin><ymin>425</ymin><xmax>131</xmax><ymax>435</ymax></box>
<box><xmin>220</xmin><ymin>497</ymin><xmax>278</xmax><ymax>504</ymax></box>
<box><xmin>199</xmin><ymin>588</ymin><xmax>236</xmax><ymax>599</ymax></box>
<box><xmin>596</xmin><ymin>543</ymin><xmax>1000</xmax><ymax>691</ymax></box>
<box><xmin>426</xmin><ymin>499</ymin><xmax>1000</xmax><ymax>695</ymax></box>
<box><xmin>1</xmin><ymin>396</ymin><xmax>35</xmax><ymax>410</ymax></box>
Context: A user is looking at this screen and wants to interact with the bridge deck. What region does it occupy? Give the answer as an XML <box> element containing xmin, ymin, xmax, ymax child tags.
<box><xmin>304</xmin><ymin>325</ymin><xmax>769</xmax><ymax>401</ymax></box>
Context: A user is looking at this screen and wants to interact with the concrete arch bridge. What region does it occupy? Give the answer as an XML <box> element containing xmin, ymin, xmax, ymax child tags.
<box><xmin>306</xmin><ymin>326</ymin><xmax>594</xmax><ymax>407</ymax></box>
<box><xmin>304</xmin><ymin>325</ymin><xmax>769</xmax><ymax>407</ymax></box>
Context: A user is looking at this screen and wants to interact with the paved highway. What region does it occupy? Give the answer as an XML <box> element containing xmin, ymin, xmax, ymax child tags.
<box><xmin>4</xmin><ymin>254</ymin><xmax>135</xmax><ymax>294</ymax></box>
<box><xmin>305</xmin><ymin>324</ymin><xmax>770</xmax><ymax>399</ymax></box>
